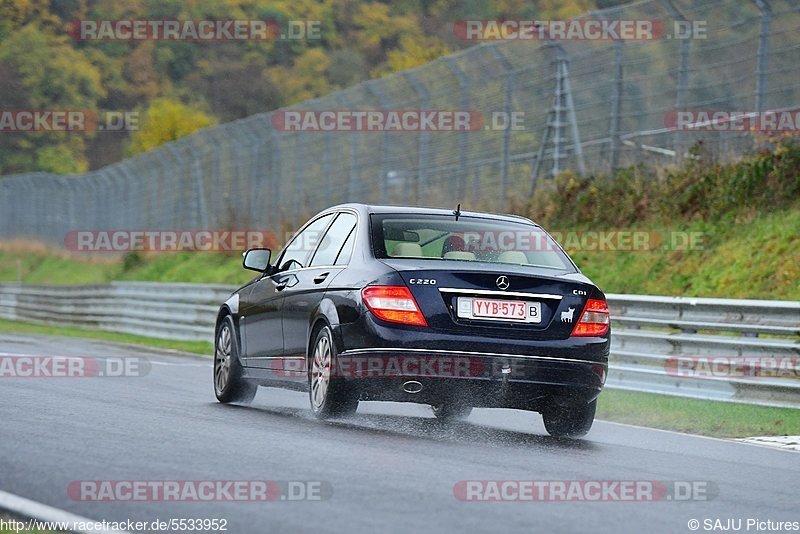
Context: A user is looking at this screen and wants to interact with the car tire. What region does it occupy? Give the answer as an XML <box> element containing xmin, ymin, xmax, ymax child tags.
<box><xmin>214</xmin><ymin>316</ymin><xmax>257</xmax><ymax>405</ymax></box>
<box><xmin>309</xmin><ymin>325</ymin><xmax>359</xmax><ymax>419</ymax></box>
<box><xmin>431</xmin><ymin>403</ymin><xmax>473</xmax><ymax>421</ymax></box>
<box><xmin>542</xmin><ymin>399</ymin><xmax>596</xmax><ymax>438</ymax></box>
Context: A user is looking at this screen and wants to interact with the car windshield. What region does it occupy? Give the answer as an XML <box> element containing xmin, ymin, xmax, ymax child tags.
<box><xmin>371</xmin><ymin>213</ymin><xmax>575</xmax><ymax>272</ymax></box>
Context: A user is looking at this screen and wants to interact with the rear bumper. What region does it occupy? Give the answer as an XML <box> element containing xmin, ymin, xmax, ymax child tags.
<box><xmin>333</xmin><ymin>339</ymin><xmax>607</xmax><ymax>412</ymax></box>
<box><xmin>332</xmin><ymin>312</ymin><xmax>609</xmax><ymax>410</ymax></box>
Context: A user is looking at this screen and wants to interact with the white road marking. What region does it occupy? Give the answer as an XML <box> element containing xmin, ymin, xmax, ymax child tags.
<box><xmin>736</xmin><ymin>435</ymin><xmax>800</xmax><ymax>452</ymax></box>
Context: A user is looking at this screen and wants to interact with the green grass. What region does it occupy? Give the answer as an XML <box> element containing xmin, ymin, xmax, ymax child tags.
<box><xmin>568</xmin><ymin>206</ymin><xmax>800</xmax><ymax>299</ymax></box>
<box><xmin>0</xmin><ymin>318</ymin><xmax>212</xmax><ymax>356</ymax></box>
<box><xmin>597</xmin><ymin>389</ymin><xmax>800</xmax><ymax>438</ymax></box>
<box><xmin>0</xmin><ymin>248</ymin><xmax>255</xmax><ymax>286</ymax></box>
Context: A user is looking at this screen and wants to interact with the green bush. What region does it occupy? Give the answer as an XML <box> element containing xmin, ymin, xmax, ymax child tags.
<box><xmin>520</xmin><ymin>138</ymin><xmax>800</xmax><ymax>228</ymax></box>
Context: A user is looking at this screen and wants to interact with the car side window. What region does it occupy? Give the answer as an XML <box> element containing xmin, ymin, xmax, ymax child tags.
<box><xmin>334</xmin><ymin>228</ymin><xmax>356</xmax><ymax>266</ymax></box>
<box><xmin>310</xmin><ymin>213</ymin><xmax>357</xmax><ymax>267</ymax></box>
<box><xmin>278</xmin><ymin>214</ymin><xmax>334</xmax><ymax>271</ymax></box>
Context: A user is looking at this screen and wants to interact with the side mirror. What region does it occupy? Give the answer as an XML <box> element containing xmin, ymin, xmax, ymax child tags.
<box><xmin>243</xmin><ymin>248</ymin><xmax>272</xmax><ymax>272</ymax></box>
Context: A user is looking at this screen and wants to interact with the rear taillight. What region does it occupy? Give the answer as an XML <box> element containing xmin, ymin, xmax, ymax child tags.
<box><xmin>571</xmin><ymin>298</ymin><xmax>610</xmax><ymax>337</ymax></box>
<box><xmin>362</xmin><ymin>286</ymin><xmax>428</xmax><ymax>327</ymax></box>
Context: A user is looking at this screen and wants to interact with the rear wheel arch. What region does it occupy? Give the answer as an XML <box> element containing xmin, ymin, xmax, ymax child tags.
<box><xmin>307</xmin><ymin>318</ymin><xmax>331</xmax><ymax>362</ymax></box>
<box><xmin>307</xmin><ymin>297</ymin><xmax>342</xmax><ymax>357</ymax></box>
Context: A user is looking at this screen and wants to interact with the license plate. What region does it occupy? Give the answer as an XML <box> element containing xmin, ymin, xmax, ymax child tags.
<box><xmin>456</xmin><ymin>297</ymin><xmax>541</xmax><ymax>323</ymax></box>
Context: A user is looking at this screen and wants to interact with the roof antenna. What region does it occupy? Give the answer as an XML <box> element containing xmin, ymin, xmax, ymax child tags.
<box><xmin>454</xmin><ymin>203</ymin><xmax>461</xmax><ymax>221</ymax></box>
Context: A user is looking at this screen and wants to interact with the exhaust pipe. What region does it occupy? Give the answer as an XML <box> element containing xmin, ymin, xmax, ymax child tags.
<box><xmin>402</xmin><ymin>380</ymin><xmax>423</xmax><ymax>394</ymax></box>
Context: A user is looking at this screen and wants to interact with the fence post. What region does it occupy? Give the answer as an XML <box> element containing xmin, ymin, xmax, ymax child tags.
<box><xmin>366</xmin><ymin>80</ymin><xmax>391</xmax><ymax>204</ymax></box>
<box><xmin>293</xmin><ymin>129</ymin><xmax>305</xmax><ymax>213</ymax></box>
<box><xmin>404</xmin><ymin>72</ymin><xmax>430</xmax><ymax>204</ymax></box>
<box><xmin>143</xmin><ymin>154</ymin><xmax>162</xmax><ymax>229</ymax></box>
<box><xmin>0</xmin><ymin>179</ymin><xmax>8</xmax><ymax>239</ymax></box>
<box><xmin>321</xmin><ymin>122</ymin><xmax>332</xmax><ymax>208</ymax></box>
<box><xmin>488</xmin><ymin>45</ymin><xmax>514</xmax><ymax>207</ymax></box>
<box><xmin>663</xmin><ymin>0</ymin><xmax>691</xmax><ymax>164</ymax></box>
<box><xmin>153</xmin><ymin>150</ymin><xmax>175</xmax><ymax>227</ymax></box>
<box><xmin>336</xmin><ymin>93</ymin><xmax>360</xmax><ymax>202</ymax></box>
<box><xmin>531</xmin><ymin>41</ymin><xmax>585</xmax><ymax>191</ymax></box>
<box><xmin>231</xmin><ymin>127</ymin><xmax>243</xmax><ymax>216</ymax></box>
<box><xmin>444</xmin><ymin>57</ymin><xmax>471</xmax><ymax>204</ymax></box>
<box><xmin>182</xmin><ymin>140</ymin><xmax>209</xmax><ymax>229</ymax></box>
<box><xmin>101</xmin><ymin>171</ymin><xmax>117</xmax><ymax>230</ymax></box>
<box><xmin>472</xmin><ymin>166</ymin><xmax>481</xmax><ymax>205</ymax></box>
<box><xmin>560</xmin><ymin>49</ymin><xmax>586</xmax><ymax>177</ymax></box>
<box><xmin>608</xmin><ymin>39</ymin><xmax>624</xmax><ymax>174</ymax></box>
<box><xmin>116</xmin><ymin>162</ymin><xmax>139</xmax><ymax>229</ymax></box>
<box><xmin>754</xmin><ymin>0</ymin><xmax>772</xmax><ymax>112</ymax></box>
<box><xmin>242</xmin><ymin>120</ymin><xmax>264</xmax><ymax>226</ymax></box>
<box><xmin>269</xmin><ymin>127</ymin><xmax>282</xmax><ymax>226</ymax></box>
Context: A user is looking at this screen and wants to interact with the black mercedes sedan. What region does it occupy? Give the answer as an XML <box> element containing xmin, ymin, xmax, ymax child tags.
<box><xmin>213</xmin><ymin>204</ymin><xmax>609</xmax><ymax>437</ymax></box>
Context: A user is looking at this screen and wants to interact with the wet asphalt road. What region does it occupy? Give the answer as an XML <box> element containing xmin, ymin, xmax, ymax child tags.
<box><xmin>0</xmin><ymin>333</ymin><xmax>797</xmax><ymax>534</ymax></box>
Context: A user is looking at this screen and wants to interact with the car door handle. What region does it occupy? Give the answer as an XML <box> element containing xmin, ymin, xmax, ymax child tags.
<box><xmin>275</xmin><ymin>280</ymin><xmax>288</xmax><ymax>291</ymax></box>
<box><xmin>313</xmin><ymin>272</ymin><xmax>330</xmax><ymax>284</ymax></box>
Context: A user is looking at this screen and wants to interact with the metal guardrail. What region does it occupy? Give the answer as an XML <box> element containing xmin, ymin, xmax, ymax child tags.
<box><xmin>607</xmin><ymin>295</ymin><xmax>800</xmax><ymax>408</ymax></box>
<box><xmin>0</xmin><ymin>282</ymin><xmax>798</xmax><ymax>408</ymax></box>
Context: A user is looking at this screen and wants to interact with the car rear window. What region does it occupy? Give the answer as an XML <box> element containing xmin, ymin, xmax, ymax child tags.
<box><xmin>371</xmin><ymin>213</ymin><xmax>575</xmax><ymax>272</ymax></box>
